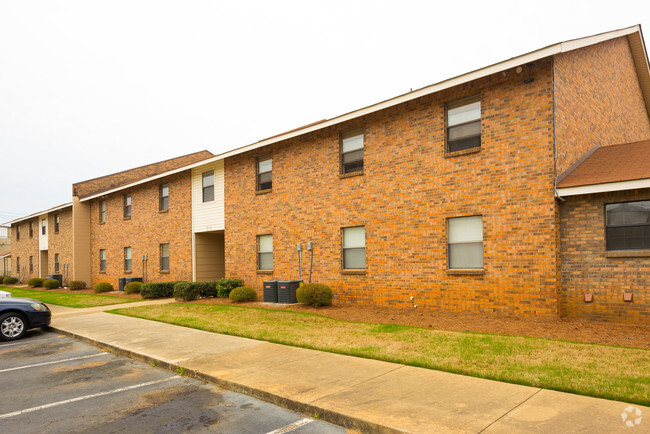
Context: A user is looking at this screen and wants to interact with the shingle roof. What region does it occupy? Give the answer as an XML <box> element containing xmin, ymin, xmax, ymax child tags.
<box><xmin>557</xmin><ymin>139</ymin><xmax>650</xmax><ymax>188</ymax></box>
<box><xmin>73</xmin><ymin>150</ymin><xmax>214</xmax><ymax>198</ymax></box>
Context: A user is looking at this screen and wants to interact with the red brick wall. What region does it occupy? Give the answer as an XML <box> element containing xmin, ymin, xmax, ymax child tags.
<box><xmin>48</xmin><ymin>208</ymin><xmax>73</xmax><ymax>283</ymax></box>
<box><xmin>555</xmin><ymin>36</ymin><xmax>650</xmax><ymax>175</ymax></box>
<box><xmin>225</xmin><ymin>59</ymin><xmax>560</xmax><ymax>317</ymax></box>
<box><xmin>11</xmin><ymin>219</ymin><xmax>39</xmax><ymax>281</ymax></box>
<box><xmin>559</xmin><ymin>190</ymin><xmax>650</xmax><ymax>324</ymax></box>
<box><xmin>89</xmin><ymin>171</ymin><xmax>193</xmax><ymax>288</ymax></box>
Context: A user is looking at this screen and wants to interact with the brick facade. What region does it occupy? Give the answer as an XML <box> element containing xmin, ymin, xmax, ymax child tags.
<box><xmin>225</xmin><ymin>59</ymin><xmax>560</xmax><ymax>316</ymax></box>
<box><xmin>11</xmin><ymin>218</ymin><xmax>39</xmax><ymax>281</ymax></box>
<box><xmin>559</xmin><ymin>189</ymin><xmax>650</xmax><ymax>323</ymax></box>
<box><xmin>48</xmin><ymin>208</ymin><xmax>73</xmax><ymax>283</ymax></box>
<box><xmin>89</xmin><ymin>170</ymin><xmax>193</xmax><ymax>288</ymax></box>
<box><xmin>554</xmin><ymin>36</ymin><xmax>650</xmax><ymax>174</ymax></box>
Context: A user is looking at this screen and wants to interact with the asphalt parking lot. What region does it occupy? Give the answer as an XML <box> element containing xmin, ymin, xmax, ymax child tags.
<box><xmin>0</xmin><ymin>330</ymin><xmax>346</xmax><ymax>433</ymax></box>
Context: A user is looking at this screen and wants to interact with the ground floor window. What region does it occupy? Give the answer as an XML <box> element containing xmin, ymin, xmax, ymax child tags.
<box><xmin>447</xmin><ymin>215</ymin><xmax>483</xmax><ymax>269</ymax></box>
<box><xmin>124</xmin><ymin>247</ymin><xmax>132</xmax><ymax>272</ymax></box>
<box><xmin>605</xmin><ymin>200</ymin><xmax>650</xmax><ymax>250</ymax></box>
<box><xmin>342</xmin><ymin>226</ymin><xmax>365</xmax><ymax>269</ymax></box>
<box><xmin>100</xmin><ymin>249</ymin><xmax>106</xmax><ymax>272</ymax></box>
<box><xmin>257</xmin><ymin>235</ymin><xmax>273</xmax><ymax>270</ymax></box>
<box><xmin>160</xmin><ymin>243</ymin><xmax>170</xmax><ymax>271</ymax></box>
<box><xmin>55</xmin><ymin>254</ymin><xmax>60</xmax><ymax>272</ymax></box>
<box><xmin>29</xmin><ymin>256</ymin><xmax>33</xmax><ymax>272</ymax></box>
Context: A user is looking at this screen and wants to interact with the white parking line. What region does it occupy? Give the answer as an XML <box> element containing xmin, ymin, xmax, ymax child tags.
<box><xmin>0</xmin><ymin>376</ymin><xmax>181</xmax><ymax>420</ymax></box>
<box><xmin>0</xmin><ymin>335</ymin><xmax>62</xmax><ymax>348</ymax></box>
<box><xmin>266</xmin><ymin>417</ymin><xmax>314</xmax><ymax>434</ymax></box>
<box><xmin>0</xmin><ymin>353</ymin><xmax>110</xmax><ymax>373</ymax></box>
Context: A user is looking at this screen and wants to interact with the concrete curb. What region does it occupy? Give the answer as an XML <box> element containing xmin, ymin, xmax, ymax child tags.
<box><xmin>50</xmin><ymin>326</ymin><xmax>409</xmax><ymax>434</ymax></box>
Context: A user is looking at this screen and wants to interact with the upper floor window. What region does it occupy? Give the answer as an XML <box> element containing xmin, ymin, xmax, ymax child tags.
<box><xmin>257</xmin><ymin>234</ymin><xmax>273</xmax><ymax>270</ymax></box>
<box><xmin>446</xmin><ymin>99</ymin><xmax>481</xmax><ymax>153</ymax></box>
<box><xmin>99</xmin><ymin>200</ymin><xmax>106</xmax><ymax>223</ymax></box>
<box><xmin>160</xmin><ymin>243</ymin><xmax>170</xmax><ymax>271</ymax></box>
<box><xmin>16</xmin><ymin>225</ymin><xmax>20</xmax><ymax>240</ymax></box>
<box><xmin>99</xmin><ymin>249</ymin><xmax>107</xmax><ymax>272</ymax></box>
<box><xmin>342</xmin><ymin>226</ymin><xmax>366</xmax><ymax>269</ymax></box>
<box><xmin>29</xmin><ymin>222</ymin><xmax>34</xmax><ymax>238</ymax></box>
<box><xmin>54</xmin><ymin>214</ymin><xmax>60</xmax><ymax>233</ymax></box>
<box><xmin>341</xmin><ymin>132</ymin><xmax>364</xmax><ymax>174</ymax></box>
<box><xmin>257</xmin><ymin>157</ymin><xmax>272</xmax><ymax>191</ymax></box>
<box><xmin>124</xmin><ymin>194</ymin><xmax>132</xmax><ymax>219</ymax></box>
<box><xmin>605</xmin><ymin>201</ymin><xmax>650</xmax><ymax>250</ymax></box>
<box><xmin>447</xmin><ymin>215</ymin><xmax>483</xmax><ymax>269</ymax></box>
<box><xmin>124</xmin><ymin>247</ymin><xmax>132</xmax><ymax>271</ymax></box>
<box><xmin>160</xmin><ymin>184</ymin><xmax>169</xmax><ymax>211</ymax></box>
<box><xmin>202</xmin><ymin>171</ymin><xmax>214</xmax><ymax>202</ymax></box>
<box><xmin>41</xmin><ymin>218</ymin><xmax>46</xmax><ymax>235</ymax></box>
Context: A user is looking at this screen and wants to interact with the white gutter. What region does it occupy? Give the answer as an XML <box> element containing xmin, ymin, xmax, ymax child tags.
<box><xmin>3</xmin><ymin>202</ymin><xmax>73</xmax><ymax>226</ymax></box>
<box><xmin>557</xmin><ymin>178</ymin><xmax>650</xmax><ymax>197</ymax></box>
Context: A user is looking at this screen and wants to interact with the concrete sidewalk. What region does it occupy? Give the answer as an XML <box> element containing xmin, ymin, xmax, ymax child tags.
<box><xmin>48</xmin><ymin>303</ymin><xmax>647</xmax><ymax>433</ymax></box>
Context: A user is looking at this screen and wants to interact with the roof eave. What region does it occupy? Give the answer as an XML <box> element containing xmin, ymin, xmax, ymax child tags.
<box><xmin>557</xmin><ymin>178</ymin><xmax>650</xmax><ymax>197</ymax></box>
<box><xmin>3</xmin><ymin>202</ymin><xmax>73</xmax><ymax>226</ymax></box>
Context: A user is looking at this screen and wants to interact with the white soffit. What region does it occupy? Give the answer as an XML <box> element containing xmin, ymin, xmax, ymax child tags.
<box><xmin>557</xmin><ymin>178</ymin><xmax>650</xmax><ymax>197</ymax></box>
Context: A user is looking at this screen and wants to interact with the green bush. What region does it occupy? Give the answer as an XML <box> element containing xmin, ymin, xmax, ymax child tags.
<box><xmin>69</xmin><ymin>280</ymin><xmax>86</xmax><ymax>291</ymax></box>
<box><xmin>43</xmin><ymin>278</ymin><xmax>61</xmax><ymax>289</ymax></box>
<box><xmin>296</xmin><ymin>283</ymin><xmax>333</xmax><ymax>307</ymax></box>
<box><xmin>193</xmin><ymin>281</ymin><xmax>220</xmax><ymax>298</ymax></box>
<box><xmin>28</xmin><ymin>278</ymin><xmax>45</xmax><ymax>288</ymax></box>
<box><xmin>124</xmin><ymin>281</ymin><xmax>143</xmax><ymax>294</ymax></box>
<box><xmin>173</xmin><ymin>282</ymin><xmax>202</xmax><ymax>301</ymax></box>
<box><xmin>141</xmin><ymin>281</ymin><xmax>179</xmax><ymax>299</ymax></box>
<box><xmin>229</xmin><ymin>286</ymin><xmax>257</xmax><ymax>303</ymax></box>
<box><xmin>2</xmin><ymin>276</ymin><xmax>18</xmax><ymax>285</ymax></box>
<box><xmin>215</xmin><ymin>278</ymin><xmax>244</xmax><ymax>298</ymax></box>
<box><xmin>93</xmin><ymin>282</ymin><xmax>114</xmax><ymax>293</ymax></box>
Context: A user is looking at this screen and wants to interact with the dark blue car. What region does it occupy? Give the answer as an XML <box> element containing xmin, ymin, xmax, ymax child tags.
<box><xmin>0</xmin><ymin>297</ymin><xmax>51</xmax><ymax>341</ymax></box>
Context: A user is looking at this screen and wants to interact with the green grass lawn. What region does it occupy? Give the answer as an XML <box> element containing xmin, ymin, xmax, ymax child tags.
<box><xmin>2</xmin><ymin>286</ymin><xmax>140</xmax><ymax>308</ymax></box>
<box><xmin>110</xmin><ymin>303</ymin><xmax>650</xmax><ymax>406</ymax></box>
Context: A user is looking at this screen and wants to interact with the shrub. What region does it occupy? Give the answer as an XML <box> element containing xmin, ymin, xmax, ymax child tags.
<box><xmin>229</xmin><ymin>286</ymin><xmax>257</xmax><ymax>303</ymax></box>
<box><xmin>172</xmin><ymin>282</ymin><xmax>201</xmax><ymax>301</ymax></box>
<box><xmin>2</xmin><ymin>276</ymin><xmax>18</xmax><ymax>285</ymax></box>
<box><xmin>43</xmin><ymin>279</ymin><xmax>61</xmax><ymax>289</ymax></box>
<box><xmin>141</xmin><ymin>281</ymin><xmax>179</xmax><ymax>299</ymax></box>
<box><xmin>28</xmin><ymin>278</ymin><xmax>45</xmax><ymax>288</ymax></box>
<box><xmin>124</xmin><ymin>281</ymin><xmax>143</xmax><ymax>294</ymax></box>
<box><xmin>69</xmin><ymin>280</ymin><xmax>86</xmax><ymax>291</ymax></box>
<box><xmin>94</xmin><ymin>282</ymin><xmax>114</xmax><ymax>293</ymax></box>
<box><xmin>215</xmin><ymin>278</ymin><xmax>244</xmax><ymax>298</ymax></box>
<box><xmin>296</xmin><ymin>283</ymin><xmax>333</xmax><ymax>307</ymax></box>
<box><xmin>193</xmin><ymin>281</ymin><xmax>220</xmax><ymax>298</ymax></box>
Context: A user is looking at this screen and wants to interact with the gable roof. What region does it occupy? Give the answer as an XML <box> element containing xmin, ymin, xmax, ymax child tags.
<box><xmin>556</xmin><ymin>139</ymin><xmax>650</xmax><ymax>196</ymax></box>
<box><xmin>73</xmin><ymin>150</ymin><xmax>214</xmax><ymax>199</ymax></box>
<box><xmin>3</xmin><ymin>202</ymin><xmax>73</xmax><ymax>226</ymax></box>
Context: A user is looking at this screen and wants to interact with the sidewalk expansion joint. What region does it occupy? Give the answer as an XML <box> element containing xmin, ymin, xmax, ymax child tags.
<box><xmin>309</xmin><ymin>364</ymin><xmax>405</xmax><ymax>405</ymax></box>
<box><xmin>477</xmin><ymin>388</ymin><xmax>542</xmax><ymax>433</ymax></box>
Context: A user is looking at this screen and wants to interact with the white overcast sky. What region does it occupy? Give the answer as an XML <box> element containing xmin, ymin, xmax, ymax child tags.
<box><xmin>2</xmin><ymin>0</ymin><xmax>650</xmax><ymax>221</ymax></box>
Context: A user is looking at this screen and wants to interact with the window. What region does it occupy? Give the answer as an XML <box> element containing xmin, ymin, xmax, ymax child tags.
<box><xmin>446</xmin><ymin>99</ymin><xmax>481</xmax><ymax>153</ymax></box>
<box><xmin>257</xmin><ymin>235</ymin><xmax>273</xmax><ymax>270</ymax></box>
<box><xmin>341</xmin><ymin>132</ymin><xmax>364</xmax><ymax>174</ymax></box>
<box><xmin>16</xmin><ymin>225</ymin><xmax>20</xmax><ymax>240</ymax></box>
<box><xmin>257</xmin><ymin>157</ymin><xmax>272</xmax><ymax>191</ymax></box>
<box><xmin>124</xmin><ymin>247</ymin><xmax>132</xmax><ymax>271</ymax></box>
<box><xmin>29</xmin><ymin>256</ymin><xmax>33</xmax><ymax>272</ymax></box>
<box><xmin>159</xmin><ymin>183</ymin><xmax>169</xmax><ymax>211</ymax></box>
<box><xmin>160</xmin><ymin>243</ymin><xmax>170</xmax><ymax>271</ymax></box>
<box><xmin>99</xmin><ymin>200</ymin><xmax>106</xmax><ymax>223</ymax></box>
<box><xmin>448</xmin><ymin>216</ymin><xmax>483</xmax><ymax>269</ymax></box>
<box><xmin>202</xmin><ymin>171</ymin><xmax>214</xmax><ymax>202</ymax></box>
<box><xmin>29</xmin><ymin>222</ymin><xmax>34</xmax><ymax>238</ymax></box>
<box><xmin>99</xmin><ymin>249</ymin><xmax>106</xmax><ymax>272</ymax></box>
<box><xmin>605</xmin><ymin>201</ymin><xmax>650</xmax><ymax>250</ymax></box>
<box><xmin>16</xmin><ymin>257</ymin><xmax>19</xmax><ymax>273</ymax></box>
<box><xmin>41</xmin><ymin>218</ymin><xmax>46</xmax><ymax>235</ymax></box>
<box><xmin>55</xmin><ymin>214</ymin><xmax>60</xmax><ymax>233</ymax></box>
<box><xmin>55</xmin><ymin>253</ymin><xmax>60</xmax><ymax>272</ymax></box>
<box><xmin>342</xmin><ymin>226</ymin><xmax>365</xmax><ymax>269</ymax></box>
<box><xmin>124</xmin><ymin>195</ymin><xmax>132</xmax><ymax>218</ymax></box>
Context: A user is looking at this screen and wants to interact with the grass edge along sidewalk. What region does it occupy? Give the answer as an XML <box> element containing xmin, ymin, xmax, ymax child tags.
<box><xmin>2</xmin><ymin>286</ymin><xmax>140</xmax><ymax>308</ymax></box>
<box><xmin>109</xmin><ymin>303</ymin><xmax>650</xmax><ymax>407</ymax></box>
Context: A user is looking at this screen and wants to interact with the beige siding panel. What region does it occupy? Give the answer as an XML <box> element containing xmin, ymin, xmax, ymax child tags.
<box><xmin>195</xmin><ymin>232</ymin><xmax>225</xmax><ymax>281</ymax></box>
<box><xmin>72</xmin><ymin>197</ymin><xmax>91</xmax><ymax>283</ymax></box>
<box><xmin>192</xmin><ymin>160</ymin><xmax>224</xmax><ymax>233</ymax></box>
<box><xmin>38</xmin><ymin>213</ymin><xmax>48</xmax><ymax>251</ymax></box>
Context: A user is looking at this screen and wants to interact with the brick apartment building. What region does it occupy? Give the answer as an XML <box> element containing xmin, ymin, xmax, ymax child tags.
<box><xmin>5</xmin><ymin>26</ymin><xmax>650</xmax><ymax>323</ymax></box>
